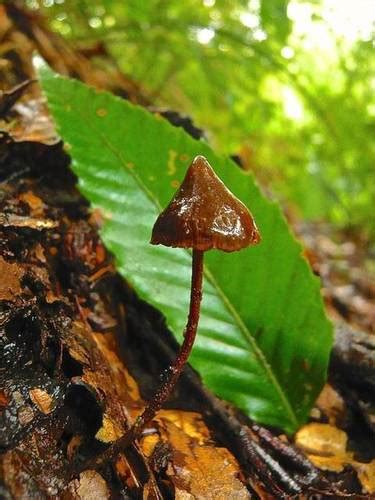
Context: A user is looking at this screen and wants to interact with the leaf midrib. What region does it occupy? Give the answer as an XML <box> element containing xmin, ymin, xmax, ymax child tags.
<box><xmin>53</xmin><ymin>86</ymin><xmax>298</xmax><ymax>429</ymax></box>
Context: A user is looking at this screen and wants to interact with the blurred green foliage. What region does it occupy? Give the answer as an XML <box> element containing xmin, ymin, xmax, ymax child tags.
<box><xmin>35</xmin><ymin>0</ymin><xmax>374</xmax><ymax>241</ymax></box>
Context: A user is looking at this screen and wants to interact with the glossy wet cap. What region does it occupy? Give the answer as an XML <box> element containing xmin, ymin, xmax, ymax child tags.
<box><xmin>151</xmin><ymin>155</ymin><xmax>260</xmax><ymax>252</ymax></box>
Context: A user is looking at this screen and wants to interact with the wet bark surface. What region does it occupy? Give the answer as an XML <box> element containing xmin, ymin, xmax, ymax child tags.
<box><xmin>0</xmin><ymin>3</ymin><xmax>374</xmax><ymax>498</ymax></box>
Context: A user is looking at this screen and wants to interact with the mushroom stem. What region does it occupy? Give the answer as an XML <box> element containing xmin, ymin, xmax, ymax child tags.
<box><xmin>135</xmin><ymin>248</ymin><xmax>204</xmax><ymax>427</ymax></box>
<box><xmin>79</xmin><ymin>250</ymin><xmax>204</xmax><ymax>471</ymax></box>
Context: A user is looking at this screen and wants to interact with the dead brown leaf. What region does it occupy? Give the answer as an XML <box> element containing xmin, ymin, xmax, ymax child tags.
<box><xmin>29</xmin><ymin>388</ymin><xmax>54</xmax><ymax>414</ymax></box>
<box><xmin>95</xmin><ymin>414</ymin><xmax>124</xmax><ymax>443</ymax></box>
<box><xmin>0</xmin><ymin>256</ymin><xmax>23</xmax><ymax>301</ymax></box>
<box><xmin>68</xmin><ymin>470</ymin><xmax>110</xmax><ymax>500</ymax></box>
<box><xmin>144</xmin><ymin>410</ymin><xmax>250</xmax><ymax>500</ymax></box>
<box><xmin>355</xmin><ymin>460</ymin><xmax>375</xmax><ymax>494</ymax></box>
<box><xmin>295</xmin><ymin>423</ymin><xmax>347</xmax><ymax>456</ymax></box>
<box><xmin>295</xmin><ymin>422</ymin><xmax>375</xmax><ymax>494</ymax></box>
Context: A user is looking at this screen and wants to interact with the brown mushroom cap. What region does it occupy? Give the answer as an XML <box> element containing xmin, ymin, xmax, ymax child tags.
<box><xmin>151</xmin><ymin>155</ymin><xmax>260</xmax><ymax>252</ymax></box>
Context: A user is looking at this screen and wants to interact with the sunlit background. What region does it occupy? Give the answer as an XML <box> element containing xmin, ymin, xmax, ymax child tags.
<box><xmin>29</xmin><ymin>0</ymin><xmax>374</xmax><ymax>250</ymax></box>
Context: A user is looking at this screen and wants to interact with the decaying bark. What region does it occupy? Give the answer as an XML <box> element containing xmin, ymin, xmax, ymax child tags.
<box><xmin>0</xmin><ymin>3</ymin><xmax>374</xmax><ymax>498</ymax></box>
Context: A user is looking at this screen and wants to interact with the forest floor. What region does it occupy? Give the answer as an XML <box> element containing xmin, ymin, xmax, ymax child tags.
<box><xmin>0</xmin><ymin>3</ymin><xmax>374</xmax><ymax>498</ymax></box>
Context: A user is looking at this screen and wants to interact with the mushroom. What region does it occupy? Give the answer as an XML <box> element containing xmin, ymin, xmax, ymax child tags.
<box><xmin>151</xmin><ymin>155</ymin><xmax>260</xmax><ymax>252</ymax></box>
<box><xmin>144</xmin><ymin>154</ymin><xmax>260</xmax><ymax>419</ymax></box>
<box><xmin>83</xmin><ymin>155</ymin><xmax>260</xmax><ymax>470</ymax></box>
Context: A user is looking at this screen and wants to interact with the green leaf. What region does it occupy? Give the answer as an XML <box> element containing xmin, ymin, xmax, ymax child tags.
<box><xmin>260</xmin><ymin>0</ymin><xmax>291</xmax><ymax>43</ymax></box>
<box><xmin>39</xmin><ymin>65</ymin><xmax>332</xmax><ymax>433</ymax></box>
